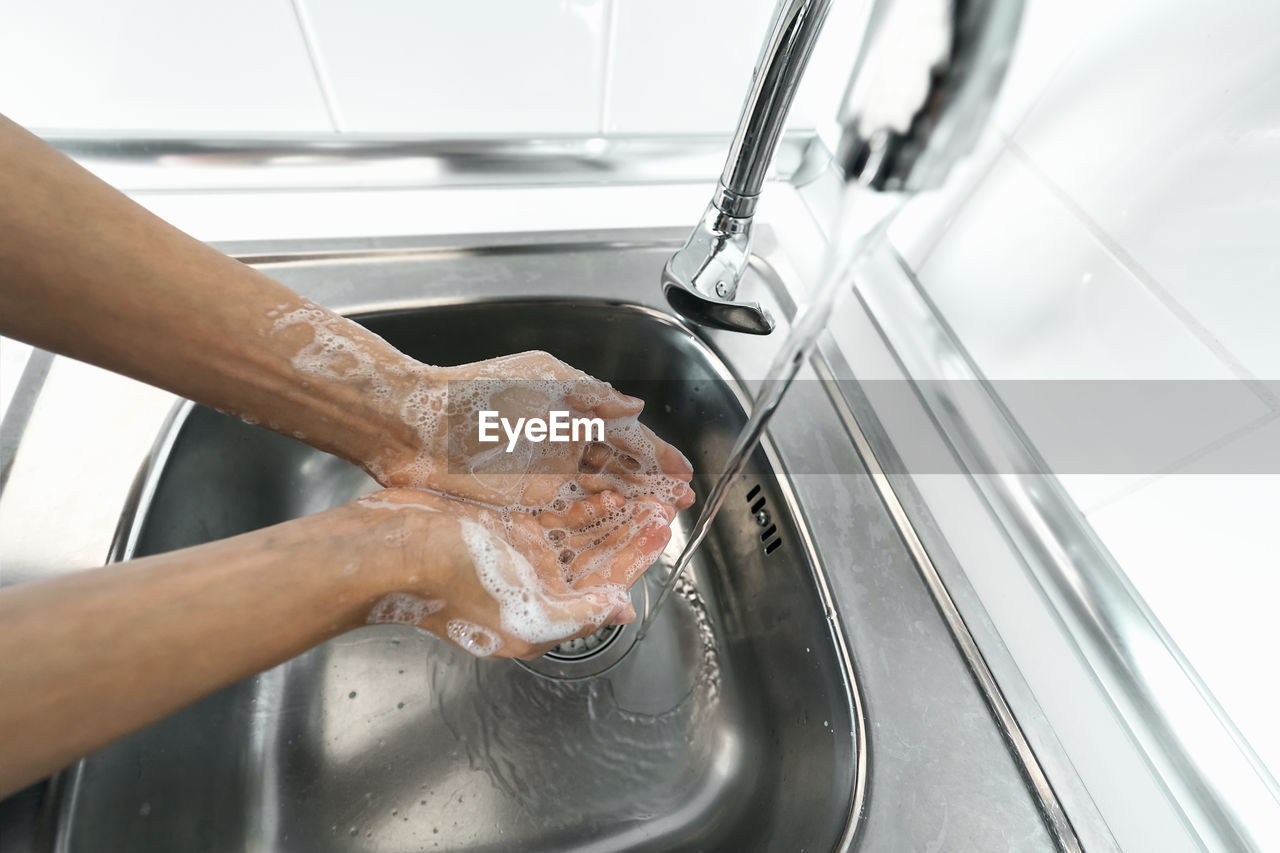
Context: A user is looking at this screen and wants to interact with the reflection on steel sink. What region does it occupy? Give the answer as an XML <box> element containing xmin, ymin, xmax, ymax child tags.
<box><xmin>54</xmin><ymin>300</ymin><xmax>858</xmax><ymax>852</ymax></box>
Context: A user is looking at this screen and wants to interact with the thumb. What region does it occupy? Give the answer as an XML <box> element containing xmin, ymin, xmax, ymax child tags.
<box><xmin>552</xmin><ymin>585</ymin><xmax>633</xmax><ymax>632</ymax></box>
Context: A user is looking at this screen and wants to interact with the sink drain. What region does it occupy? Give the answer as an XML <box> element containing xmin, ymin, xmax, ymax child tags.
<box><xmin>545</xmin><ymin>622</ymin><xmax>624</xmax><ymax>660</ymax></box>
<box><xmin>515</xmin><ymin>580</ymin><xmax>648</xmax><ymax>680</ymax></box>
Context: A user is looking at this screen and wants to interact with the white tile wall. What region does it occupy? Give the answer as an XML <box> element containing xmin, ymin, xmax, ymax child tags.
<box><xmin>606</xmin><ymin>0</ymin><xmax>778</xmax><ymax>134</ymax></box>
<box><xmin>0</xmin><ymin>0</ymin><xmax>331</xmax><ymax>132</ymax></box>
<box><xmin>0</xmin><ymin>0</ymin><xmax>863</xmax><ymax>137</ymax></box>
<box><xmin>298</xmin><ymin>0</ymin><xmax>609</xmax><ymax>134</ymax></box>
<box><xmin>1014</xmin><ymin>0</ymin><xmax>1280</xmax><ymax>379</ymax></box>
<box><xmin>986</xmin><ymin>0</ymin><xmax>1119</xmax><ymax>133</ymax></box>
<box><xmin>918</xmin><ymin>156</ymin><xmax>1257</xmax><ymax>382</ymax></box>
<box><xmin>894</xmin><ymin>0</ymin><xmax>1280</xmax><ymax>781</ymax></box>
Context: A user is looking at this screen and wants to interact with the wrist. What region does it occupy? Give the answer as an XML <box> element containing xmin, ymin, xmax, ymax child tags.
<box><xmin>264</xmin><ymin>303</ymin><xmax>442</xmax><ymax>481</ymax></box>
<box><xmin>354</xmin><ymin>359</ymin><xmax>447</xmax><ymax>486</ymax></box>
<box><xmin>318</xmin><ymin>497</ymin><xmax>456</xmax><ymax>631</ymax></box>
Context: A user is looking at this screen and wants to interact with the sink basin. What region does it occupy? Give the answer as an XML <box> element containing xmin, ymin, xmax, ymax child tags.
<box><xmin>52</xmin><ymin>299</ymin><xmax>858</xmax><ymax>851</ymax></box>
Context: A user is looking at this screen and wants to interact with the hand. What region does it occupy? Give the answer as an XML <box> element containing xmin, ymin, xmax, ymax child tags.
<box><xmin>352</xmin><ymin>488</ymin><xmax>673</xmax><ymax>660</ymax></box>
<box><xmin>382</xmin><ymin>350</ymin><xmax>695</xmax><ymax>512</ymax></box>
<box><xmin>0</xmin><ymin>484</ymin><xmax>675</xmax><ymax>794</ymax></box>
<box><xmin>267</xmin><ymin>302</ymin><xmax>694</xmax><ymax>513</ymax></box>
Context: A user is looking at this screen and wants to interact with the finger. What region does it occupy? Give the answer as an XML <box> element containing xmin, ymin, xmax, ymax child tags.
<box><xmin>567</xmin><ymin>381</ymin><xmax>643</xmax><ymax>420</ymax></box>
<box><xmin>512</xmin><ymin>584</ymin><xmax>638</xmax><ymax>660</ymax></box>
<box><xmin>579</xmin><ymin>461</ymin><xmax>693</xmax><ymax>511</ymax></box>
<box><xmin>517</xmin><ymin>641</ymin><xmax>559</xmax><ymax>660</ymax></box>
<box><xmin>570</xmin><ymin>469</ymin><xmax>635</xmax><ymax>498</ymax></box>
<box><xmin>575</xmin><ymin>440</ymin><xmax>694</xmax><ymax>509</ymax></box>
<box><xmin>571</xmin><ymin>514</ymin><xmax>672</xmax><ymax>589</ymax></box>
<box><xmin>558</xmin><ymin>497</ymin><xmax>669</xmax><ymax>561</ymax></box>
<box><xmin>547</xmin><ymin>585</ymin><xmax>630</xmax><ymax>633</ymax></box>
<box><xmin>581</xmin><ymin>442</ymin><xmax>648</xmax><ymax>486</ymax></box>
<box><xmin>646</xmin><ymin>426</ymin><xmax>695</xmax><ymax>482</ymax></box>
<box><xmin>598</xmin><ymin>423</ymin><xmax>695</xmax><ymax>510</ymax></box>
<box><xmin>602</xmin><ymin>519</ymin><xmax>671</xmax><ymax>588</ymax></box>
<box><xmin>515</xmin><ymin>619</ymin><xmax>602</xmax><ymax>660</ymax></box>
<box><xmin>607</xmin><ymin>422</ymin><xmax>693</xmax><ymax>480</ymax></box>
<box><xmin>578</xmin><ymin>441</ymin><xmax>613</xmax><ymax>474</ymax></box>
<box><xmin>536</xmin><ymin>490</ymin><xmax>626</xmax><ymax>535</ymax></box>
<box><xmin>564</xmin><ymin>490</ymin><xmax>627</xmax><ymax>528</ymax></box>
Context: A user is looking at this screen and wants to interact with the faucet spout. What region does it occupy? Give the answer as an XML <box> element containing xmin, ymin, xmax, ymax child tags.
<box><xmin>663</xmin><ymin>0</ymin><xmax>834</xmax><ymax>335</ymax></box>
<box><xmin>662</xmin><ymin>202</ymin><xmax>770</xmax><ymax>334</ymax></box>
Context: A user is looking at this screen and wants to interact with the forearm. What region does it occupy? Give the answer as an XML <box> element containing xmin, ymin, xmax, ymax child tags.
<box><xmin>0</xmin><ymin>115</ymin><xmax>414</xmax><ymax>467</ymax></box>
<box><xmin>0</xmin><ymin>506</ymin><xmax>393</xmax><ymax>797</ymax></box>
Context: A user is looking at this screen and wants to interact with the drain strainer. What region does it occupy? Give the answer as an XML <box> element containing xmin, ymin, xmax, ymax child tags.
<box><xmin>515</xmin><ymin>579</ymin><xmax>648</xmax><ymax>680</ymax></box>
<box><xmin>545</xmin><ymin>622</ymin><xmax>624</xmax><ymax>660</ymax></box>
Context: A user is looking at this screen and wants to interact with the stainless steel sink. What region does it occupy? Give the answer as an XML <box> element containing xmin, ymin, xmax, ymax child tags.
<box><xmin>2</xmin><ymin>232</ymin><xmax>1079</xmax><ymax>852</ymax></box>
<box><xmin>52</xmin><ymin>298</ymin><xmax>859</xmax><ymax>852</ymax></box>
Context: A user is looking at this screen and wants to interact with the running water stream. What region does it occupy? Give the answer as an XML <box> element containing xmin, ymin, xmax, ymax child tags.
<box><xmin>637</xmin><ymin>194</ymin><xmax>898</xmax><ymax>640</ymax></box>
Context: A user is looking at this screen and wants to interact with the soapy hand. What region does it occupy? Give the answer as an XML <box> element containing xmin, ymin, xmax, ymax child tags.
<box><xmin>380</xmin><ymin>350</ymin><xmax>696</xmax><ymax>512</ymax></box>
<box><xmin>354</xmin><ymin>488</ymin><xmax>674</xmax><ymax>660</ymax></box>
<box><xmin>268</xmin><ymin>302</ymin><xmax>694</xmax><ymax>514</ymax></box>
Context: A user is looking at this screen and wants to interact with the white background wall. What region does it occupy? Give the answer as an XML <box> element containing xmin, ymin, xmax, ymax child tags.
<box><xmin>0</xmin><ymin>0</ymin><xmax>863</xmax><ymax>137</ymax></box>
<box><xmin>3</xmin><ymin>0</ymin><xmax>1278</xmax><ymax>792</ymax></box>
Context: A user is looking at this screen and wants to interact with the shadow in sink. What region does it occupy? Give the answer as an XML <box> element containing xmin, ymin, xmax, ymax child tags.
<box><xmin>54</xmin><ymin>301</ymin><xmax>857</xmax><ymax>852</ymax></box>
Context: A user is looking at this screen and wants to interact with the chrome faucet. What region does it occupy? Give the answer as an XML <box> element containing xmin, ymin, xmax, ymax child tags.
<box><xmin>663</xmin><ymin>0</ymin><xmax>833</xmax><ymax>335</ymax></box>
<box><xmin>664</xmin><ymin>0</ymin><xmax>1023</xmax><ymax>334</ymax></box>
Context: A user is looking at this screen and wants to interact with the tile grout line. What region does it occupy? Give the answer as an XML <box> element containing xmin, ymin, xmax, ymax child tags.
<box><xmin>1004</xmin><ymin>139</ymin><xmax>1279</xmax><ymax>411</ymax></box>
<box><xmin>597</xmin><ymin>0</ymin><xmax>619</xmax><ymax>136</ymax></box>
<box><xmin>290</xmin><ymin>0</ymin><xmax>346</xmax><ymax>133</ymax></box>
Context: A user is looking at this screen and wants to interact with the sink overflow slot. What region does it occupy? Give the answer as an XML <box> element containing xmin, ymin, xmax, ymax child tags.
<box><xmin>745</xmin><ymin>484</ymin><xmax>783</xmax><ymax>555</ymax></box>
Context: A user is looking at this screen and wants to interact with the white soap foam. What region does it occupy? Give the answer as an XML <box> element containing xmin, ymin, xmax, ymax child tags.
<box><xmin>456</xmin><ymin>517</ymin><xmax>627</xmax><ymax>644</ymax></box>
<box><xmin>271</xmin><ymin>302</ymin><xmax>410</xmax><ymax>413</ymax></box>
<box><xmin>446</xmin><ymin>619</ymin><xmax>504</xmax><ymax>657</ymax></box>
<box><xmin>367</xmin><ymin>592</ymin><xmax>444</xmax><ymax>626</ymax></box>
